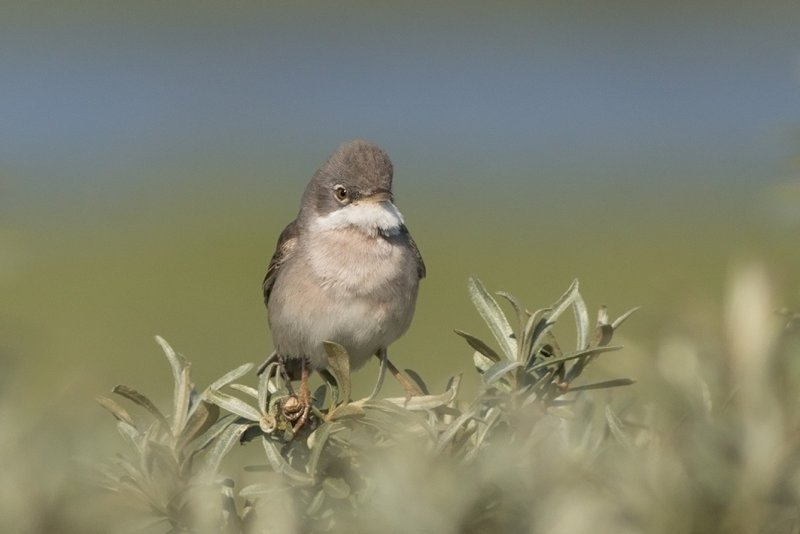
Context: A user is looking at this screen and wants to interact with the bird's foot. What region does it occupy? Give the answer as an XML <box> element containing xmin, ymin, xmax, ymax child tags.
<box><xmin>281</xmin><ymin>357</ymin><xmax>313</xmax><ymax>433</ymax></box>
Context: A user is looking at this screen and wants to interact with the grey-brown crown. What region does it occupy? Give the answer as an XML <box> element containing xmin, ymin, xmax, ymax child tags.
<box><xmin>299</xmin><ymin>139</ymin><xmax>394</xmax><ymax>220</ymax></box>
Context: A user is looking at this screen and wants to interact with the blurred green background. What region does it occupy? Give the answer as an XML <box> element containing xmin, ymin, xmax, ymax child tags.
<box><xmin>1</xmin><ymin>1</ymin><xmax>800</xmax><ymax>531</ymax></box>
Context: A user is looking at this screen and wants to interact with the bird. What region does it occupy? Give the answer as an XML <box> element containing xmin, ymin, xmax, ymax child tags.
<box><xmin>262</xmin><ymin>139</ymin><xmax>425</xmax><ymax>431</ymax></box>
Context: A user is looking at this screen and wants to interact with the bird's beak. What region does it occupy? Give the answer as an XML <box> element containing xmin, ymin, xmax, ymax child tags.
<box><xmin>360</xmin><ymin>190</ymin><xmax>393</xmax><ymax>203</ymax></box>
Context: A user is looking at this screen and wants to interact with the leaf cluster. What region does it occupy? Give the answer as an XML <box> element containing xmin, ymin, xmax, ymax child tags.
<box><xmin>97</xmin><ymin>278</ymin><xmax>637</xmax><ymax>532</ymax></box>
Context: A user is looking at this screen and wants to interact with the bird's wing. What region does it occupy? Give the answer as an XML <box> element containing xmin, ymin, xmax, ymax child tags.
<box><xmin>263</xmin><ymin>219</ymin><xmax>300</xmax><ymax>305</ymax></box>
<box><xmin>401</xmin><ymin>225</ymin><xmax>426</xmax><ymax>280</ymax></box>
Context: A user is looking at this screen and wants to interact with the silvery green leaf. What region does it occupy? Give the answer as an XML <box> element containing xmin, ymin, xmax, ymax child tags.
<box><xmin>322</xmin><ymin>477</ymin><xmax>350</xmax><ymax>499</ymax></box>
<box><xmin>199</xmin><ymin>421</ymin><xmax>251</xmax><ymax>478</ymax></box>
<box><xmin>547</xmin><ymin>406</ymin><xmax>575</xmax><ymax>419</ymax></box>
<box><xmin>482</xmin><ymin>359</ymin><xmax>523</xmax><ymax>385</ymax></box>
<box><xmin>605</xmin><ymin>405</ymin><xmax>633</xmax><ymax>450</ymax></box>
<box><xmin>262</xmin><ymin>437</ymin><xmax>315</xmax><ymax>486</ymax></box>
<box><xmin>568</xmin><ymin>378</ymin><xmax>635</xmax><ymax>392</ymax></box>
<box><xmin>326</xmin><ymin>402</ymin><xmax>365</xmax><ymax>420</ymax></box>
<box><xmin>239</xmin><ymin>483</ymin><xmax>282</xmax><ymax>498</ymax></box>
<box><xmin>142</xmin><ymin>440</ymin><xmax>176</xmax><ymax>474</ymax></box>
<box><xmin>572</xmin><ymin>292</ymin><xmax>590</xmax><ymax>350</ymax></box>
<box><xmin>96</xmin><ymin>395</ymin><xmax>134</xmax><ymax>426</ymax></box>
<box><xmin>206</xmin><ymin>362</ymin><xmax>254</xmax><ymax>393</ymax></box>
<box><xmin>521</xmin><ymin>307</ymin><xmax>551</xmax><ymax>363</ymax></box>
<box><xmin>189</xmin><ymin>413</ymin><xmax>239</xmax><ymax>455</ymax></box>
<box><xmin>496</xmin><ymin>290</ymin><xmax>526</xmax><ymax>330</ymax></box>
<box><xmin>465</xmin><ymin>407</ymin><xmax>501</xmax><ymax>462</ymax></box>
<box><xmin>549</xmin><ymin>279</ymin><xmax>580</xmax><ymax>325</ymax></box>
<box><xmin>367</xmin><ymin>349</ymin><xmax>388</xmax><ymax>401</ymax></box>
<box><xmin>611</xmin><ymin>306</ymin><xmax>640</xmax><ymax>330</ymax></box>
<box><xmin>467</xmin><ymin>277</ymin><xmax>518</xmax><ymax>360</ymax></box>
<box><xmin>306</xmin><ymin>423</ymin><xmax>335</xmax><ymax>476</ymax></box>
<box><xmin>312</xmin><ymin>384</ymin><xmax>327</xmax><ymax>409</ymax></box>
<box><xmin>117</xmin><ymin>420</ymin><xmax>144</xmax><ymax>453</ymax></box>
<box><xmin>306</xmin><ymin>489</ymin><xmax>326</xmax><ymax>515</ymax></box>
<box><xmin>589</xmin><ymin>324</ymin><xmax>614</xmax><ymax>348</ymax></box>
<box><xmin>528</xmin><ymin>345</ymin><xmax>622</xmax><ymax>372</ymax></box>
<box><xmin>112</xmin><ymin>385</ymin><xmax>171</xmax><ymax>433</ymax></box>
<box><xmin>384</xmin><ymin>375</ymin><xmax>460</xmax><ymax>411</ymax></box>
<box><xmin>258</xmin><ymin>362</ymin><xmax>280</xmax><ymax>412</ymax></box>
<box><xmin>454</xmin><ymin>329</ymin><xmax>501</xmax><ymax>362</ymax></box>
<box><xmin>404</xmin><ymin>368</ymin><xmax>430</xmax><ymax>395</ymax></box>
<box><xmin>435</xmin><ymin>408</ymin><xmax>476</xmax><ymax>453</ymax></box>
<box><xmin>155</xmin><ymin>336</ymin><xmax>193</xmax><ymax>437</ymax></box>
<box><xmin>205</xmin><ymin>389</ymin><xmax>261</xmax><ymax>421</ymax></box>
<box><xmin>173</xmin><ymin>364</ymin><xmax>193</xmax><ymax>436</ymax></box>
<box><xmin>597</xmin><ymin>305</ymin><xmax>609</xmax><ymax>326</ymax></box>
<box><xmin>228</xmin><ymin>384</ymin><xmax>257</xmax><ymax>399</ymax></box>
<box><xmin>323</xmin><ymin>341</ymin><xmax>351</xmax><ymax>405</ymax></box>
<box><xmin>177</xmin><ymin>400</ymin><xmax>219</xmax><ymax>450</ymax></box>
<box><xmin>473</xmin><ymin>350</ymin><xmax>496</xmax><ymax>373</ymax></box>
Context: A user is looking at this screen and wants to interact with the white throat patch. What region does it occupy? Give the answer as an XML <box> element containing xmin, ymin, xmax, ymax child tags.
<box><xmin>313</xmin><ymin>201</ymin><xmax>405</xmax><ymax>236</ymax></box>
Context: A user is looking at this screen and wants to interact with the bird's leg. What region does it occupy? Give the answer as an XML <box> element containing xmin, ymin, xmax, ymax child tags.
<box><xmin>293</xmin><ymin>358</ymin><xmax>312</xmax><ymax>432</ymax></box>
<box><xmin>277</xmin><ymin>358</ymin><xmax>296</xmax><ymax>396</ymax></box>
<box><xmin>373</xmin><ymin>349</ymin><xmax>423</xmax><ymax>397</ymax></box>
<box><xmin>281</xmin><ymin>357</ymin><xmax>312</xmax><ymax>433</ymax></box>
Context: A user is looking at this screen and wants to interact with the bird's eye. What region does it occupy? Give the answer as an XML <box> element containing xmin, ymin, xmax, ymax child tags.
<box><xmin>333</xmin><ymin>185</ymin><xmax>349</xmax><ymax>202</ymax></box>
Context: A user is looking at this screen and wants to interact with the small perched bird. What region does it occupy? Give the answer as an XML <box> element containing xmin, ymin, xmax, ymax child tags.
<box><xmin>263</xmin><ymin>139</ymin><xmax>425</xmax><ymax>430</ymax></box>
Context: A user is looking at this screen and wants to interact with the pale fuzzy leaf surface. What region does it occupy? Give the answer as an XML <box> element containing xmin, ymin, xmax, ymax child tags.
<box><xmin>467</xmin><ymin>277</ymin><xmax>518</xmax><ymax>360</ymax></box>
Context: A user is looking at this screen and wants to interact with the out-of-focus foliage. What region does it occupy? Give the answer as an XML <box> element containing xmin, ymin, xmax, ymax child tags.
<box><xmin>92</xmin><ymin>270</ymin><xmax>800</xmax><ymax>533</ymax></box>
<box><xmin>96</xmin><ymin>277</ymin><xmax>638</xmax><ymax>532</ymax></box>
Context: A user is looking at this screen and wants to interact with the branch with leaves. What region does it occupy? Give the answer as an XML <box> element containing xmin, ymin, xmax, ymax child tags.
<box><xmin>97</xmin><ymin>277</ymin><xmax>636</xmax><ymax>532</ymax></box>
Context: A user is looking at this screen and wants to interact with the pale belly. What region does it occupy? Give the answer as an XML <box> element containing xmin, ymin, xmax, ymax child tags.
<box><xmin>268</xmin><ymin>227</ymin><xmax>419</xmax><ymax>370</ymax></box>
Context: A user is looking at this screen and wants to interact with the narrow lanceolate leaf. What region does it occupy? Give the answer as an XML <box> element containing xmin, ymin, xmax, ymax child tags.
<box><xmin>198</xmin><ymin>422</ymin><xmax>251</xmax><ymax>478</ymax></box>
<box><xmin>155</xmin><ymin>336</ymin><xmax>192</xmax><ymax>436</ymax></box>
<box><xmin>521</xmin><ymin>307</ymin><xmax>551</xmax><ymax>363</ymax></box>
<box><xmin>572</xmin><ymin>292</ymin><xmax>590</xmax><ymax>350</ymax></box>
<box><xmin>454</xmin><ymin>329</ymin><xmax>502</xmax><ymax>362</ymax></box>
<box><xmin>496</xmin><ymin>290</ymin><xmax>527</xmax><ymax>330</ymax></box>
<box><xmin>596</xmin><ymin>305</ymin><xmax>609</xmax><ymax>326</ymax></box>
<box><xmin>262</xmin><ymin>438</ymin><xmax>315</xmax><ymax>486</ymax></box>
<box><xmin>112</xmin><ymin>385</ymin><xmax>171</xmax><ymax>433</ymax></box>
<box><xmin>474</xmin><ymin>351</ymin><xmax>496</xmax><ymax>373</ymax></box>
<box><xmin>306</xmin><ymin>423</ymin><xmax>335</xmax><ymax>477</ymax></box>
<box><xmin>204</xmin><ymin>389</ymin><xmax>261</xmax><ymax>421</ymax></box>
<box><xmin>96</xmin><ymin>395</ymin><xmax>135</xmax><ymax>427</ymax></box>
<box><xmin>611</xmin><ymin>306</ymin><xmax>640</xmax><ymax>330</ymax></box>
<box><xmin>527</xmin><ymin>345</ymin><xmax>622</xmax><ymax>372</ymax></box>
<box><xmin>177</xmin><ymin>401</ymin><xmax>220</xmax><ymax>450</ymax></box>
<box><xmin>605</xmin><ymin>406</ymin><xmax>633</xmax><ymax>450</ymax></box>
<box><xmin>324</xmin><ymin>341</ymin><xmax>352</xmax><ymax>404</ymax></box>
<box><xmin>322</xmin><ymin>477</ymin><xmax>351</xmax><ymax>499</ymax></box>
<box><xmin>172</xmin><ymin>365</ymin><xmax>193</xmax><ymax>436</ymax></box>
<box><xmin>549</xmin><ymin>279</ymin><xmax>580</xmax><ymax>326</ymax></box>
<box><xmin>155</xmin><ymin>335</ymin><xmax>186</xmax><ymax>389</ymax></box>
<box><xmin>384</xmin><ymin>375</ymin><xmax>460</xmax><ymax>411</ymax></box>
<box><xmin>467</xmin><ymin>277</ymin><xmax>518</xmax><ymax>360</ymax></box>
<box><xmin>207</xmin><ymin>363</ymin><xmax>255</xmax><ymax>393</ymax></box>
<box><xmin>482</xmin><ymin>359</ymin><xmax>523</xmax><ymax>385</ymax></box>
<box><xmin>435</xmin><ymin>408</ymin><xmax>476</xmax><ymax>453</ymax></box>
<box><xmin>326</xmin><ymin>402</ymin><xmax>365</xmax><ymax>421</ymax></box>
<box><xmin>404</xmin><ymin>368</ymin><xmax>430</xmax><ymax>395</ymax></box>
<box><xmin>258</xmin><ymin>362</ymin><xmax>279</xmax><ymax>412</ymax></box>
<box><xmin>229</xmin><ymin>384</ymin><xmax>258</xmax><ymax>399</ymax></box>
<box><xmin>239</xmin><ymin>483</ymin><xmax>283</xmax><ymax>498</ymax></box>
<box><xmin>189</xmin><ymin>413</ymin><xmax>239</xmax><ymax>455</ymax></box>
<box><xmin>589</xmin><ymin>324</ymin><xmax>614</xmax><ymax>348</ymax></box>
<box><xmin>567</xmin><ymin>378</ymin><xmax>635</xmax><ymax>392</ymax></box>
<box><xmin>116</xmin><ymin>420</ymin><xmax>144</xmax><ymax>454</ymax></box>
<box><xmin>367</xmin><ymin>349</ymin><xmax>389</xmax><ymax>401</ymax></box>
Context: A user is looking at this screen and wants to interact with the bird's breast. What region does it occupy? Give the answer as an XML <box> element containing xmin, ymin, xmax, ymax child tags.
<box><xmin>306</xmin><ymin>227</ymin><xmax>415</xmax><ymax>296</ymax></box>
